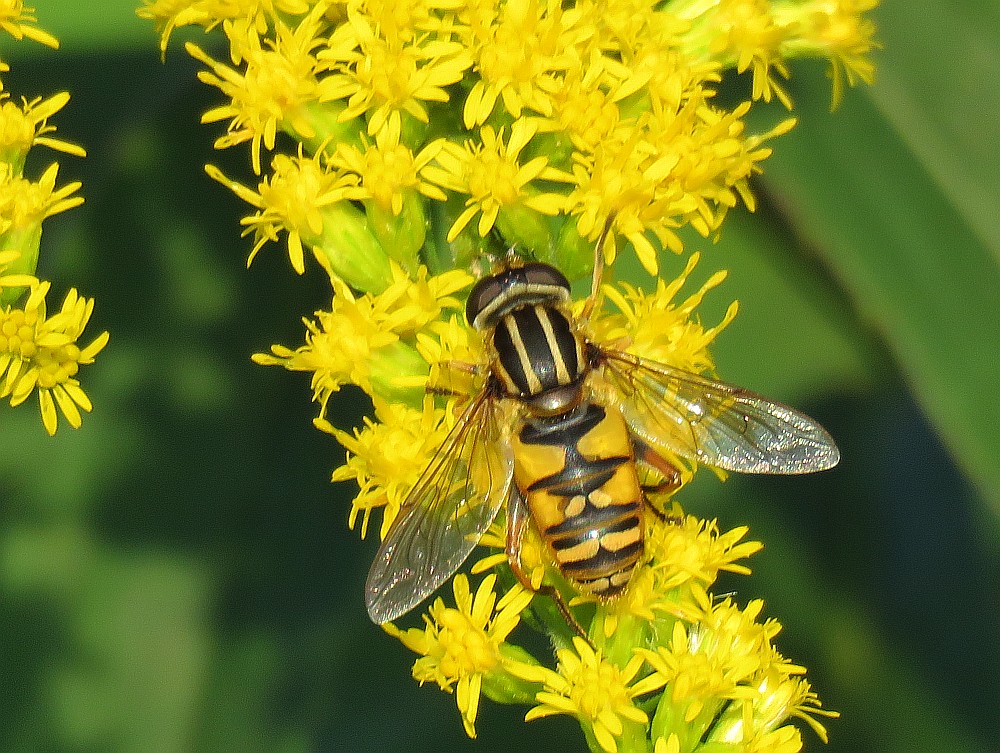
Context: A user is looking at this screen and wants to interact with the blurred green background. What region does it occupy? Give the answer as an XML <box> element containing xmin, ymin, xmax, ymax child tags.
<box><xmin>2</xmin><ymin>2</ymin><xmax>998</xmax><ymax>752</ymax></box>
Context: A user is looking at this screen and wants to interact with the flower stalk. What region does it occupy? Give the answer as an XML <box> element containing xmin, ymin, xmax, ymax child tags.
<box><xmin>139</xmin><ymin>0</ymin><xmax>877</xmax><ymax>750</ymax></box>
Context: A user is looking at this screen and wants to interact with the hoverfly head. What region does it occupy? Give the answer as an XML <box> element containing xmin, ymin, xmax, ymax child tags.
<box><xmin>466</xmin><ymin>262</ymin><xmax>572</xmax><ymax>331</ymax></box>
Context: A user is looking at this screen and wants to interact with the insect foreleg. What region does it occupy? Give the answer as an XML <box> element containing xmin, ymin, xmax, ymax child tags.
<box><xmin>426</xmin><ymin>359</ymin><xmax>483</xmax><ymax>399</ymax></box>
<box><xmin>632</xmin><ymin>437</ymin><xmax>682</xmax><ymax>490</ymax></box>
<box><xmin>442</xmin><ymin>359</ymin><xmax>483</xmax><ymax>375</ymax></box>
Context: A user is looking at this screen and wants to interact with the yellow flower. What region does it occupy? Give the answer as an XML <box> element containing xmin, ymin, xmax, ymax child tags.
<box><xmin>0</xmin><ymin>92</ymin><xmax>87</xmax><ymax>166</ymax></box>
<box><xmin>319</xmin><ymin>2</ymin><xmax>473</xmax><ymax>135</ymax></box>
<box><xmin>744</xmin><ymin>725</ymin><xmax>804</xmax><ymax>753</ymax></box>
<box><xmin>534</xmin><ymin>54</ymin><xmax>633</xmax><ymax>157</ymax></box>
<box><xmin>647</xmin><ymin>516</ymin><xmax>763</xmax><ymax>591</ymax></box>
<box><xmin>708</xmin><ymin>0</ymin><xmax>794</xmax><ymax>107</ymax></box>
<box><xmin>329</xmin><ymin>396</ymin><xmax>452</xmax><ymax>539</ymax></box>
<box><xmin>524</xmin><ymin>637</ymin><xmax>657</xmax><ymax>753</ymax></box>
<box><xmin>186</xmin><ymin>3</ymin><xmax>333</xmax><ymax>174</ymax></box>
<box><xmin>206</xmin><ymin>148</ymin><xmax>358</xmax><ymax>274</ymax></box>
<box><xmin>672</xmin><ymin>0</ymin><xmax>881</xmax><ymax>109</ymax></box>
<box><xmin>0</xmin><ymin>0</ymin><xmax>59</xmax><ymax>48</ymax></box>
<box><xmin>385</xmin><ymin>573</ymin><xmax>535</xmax><ymax>737</ymax></box>
<box><xmin>423</xmin><ymin>119</ymin><xmax>572</xmax><ymax>242</ymax></box>
<box><xmin>254</xmin><ymin>263</ymin><xmax>470</xmax><ymax>404</ymax></box>
<box><xmin>755</xmin><ymin>672</ymin><xmax>838</xmax><ymax>747</ymax></box>
<box><xmin>253</xmin><ymin>275</ymin><xmax>409</xmax><ymax>405</ymax></box>
<box><xmin>641</xmin><ymin>610</ymin><xmax>767</xmax><ymax>727</ymax></box>
<box><xmin>375</xmin><ymin>266</ymin><xmax>473</xmax><ymax>336</ymax></box>
<box><xmin>589</xmin><ymin>251</ymin><xmax>739</xmax><ymax>373</ymax></box>
<box><xmin>637</xmin><ymin>595</ymin><xmax>837</xmax><ymax>748</ymax></box>
<box><xmin>413</xmin><ymin>310</ymin><xmax>488</xmax><ymax>401</ymax></box>
<box><xmin>591</xmin><ymin>514</ymin><xmax>764</xmax><ymax>637</ymax></box>
<box><xmin>459</xmin><ymin>0</ymin><xmax>584</xmax><ymax>128</ymax></box>
<box><xmin>0</xmin><ymin>161</ymin><xmax>84</xmax><ymax>306</ymax></box>
<box><xmin>0</xmin><ymin>161</ymin><xmax>83</xmax><ymax>233</ymax></box>
<box><xmin>794</xmin><ymin>0</ymin><xmax>880</xmax><ymax>108</ymax></box>
<box><xmin>136</xmin><ymin>0</ymin><xmax>313</xmax><ymax>56</ymax></box>
<box><xmin>567</xmin><ymin>103</ymin><xmax>795</xmax><ymax>275</ymax></box>
<box><xmin>332</xmin><ymin>118</ymin><xmax>447</xmax><ymax>216</ymax></box>
<box><xmin>0</xmin><ymin>281</ymin><xmax>108</xmax><ymax>435</ymax></box>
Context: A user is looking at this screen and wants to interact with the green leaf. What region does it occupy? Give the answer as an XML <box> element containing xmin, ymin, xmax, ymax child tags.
<box><xmin>690</xmin><ymin>210</ymin><xmax>884</xmax><ymax>402</ymax></box>
<box><xmin>747</xmin><ymin>2</ymin><xmax>1000</xmax><ymax>513</ymax></box>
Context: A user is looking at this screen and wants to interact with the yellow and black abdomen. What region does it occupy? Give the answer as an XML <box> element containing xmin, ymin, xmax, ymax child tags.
<box><xmin>512</xmin><ymin>402</ymin><xmax>645</xmax><ymax>597</ymax></box>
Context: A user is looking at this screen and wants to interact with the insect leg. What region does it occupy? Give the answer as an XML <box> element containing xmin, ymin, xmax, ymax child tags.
<box><xmin>633</xmin><ymin>437</ymin><xmax>682</xmax><ymax>491</ymax></box>
<box><xmin>443</xmin><ymin>359</ymin><xmax>483</xmax><ymax>375</ymax></box>
<box><xmin>426</xmin><ymin>385</ymin><xmax>466</xmax><ymax>397</ymax></box>
<box><xmin>506</xmin><ymin>487</ymin><xmax>591</xmax><ymax>643</ymax></box>
<box><xmin>426</xmin><ymin>359</ymin><xmax>482</xmax><ymax>399</ymax></box>
<box><xmin>505</xmin><ymin>485</ymin><xmax>534</xmax><ymax>588</ymax></box>
<box><xmin>633</xmin><ymin>437</ymin><xmax>684</xmax><ymax>523</ymax></box>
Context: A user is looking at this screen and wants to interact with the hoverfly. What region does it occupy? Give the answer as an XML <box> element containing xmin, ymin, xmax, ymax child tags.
<box><xmin>365</xmin><ymin>221</ymin><xmax>840</xmax><ymax>624</ymax></box>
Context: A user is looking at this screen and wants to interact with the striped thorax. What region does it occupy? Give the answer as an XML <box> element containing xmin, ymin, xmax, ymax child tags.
<box><xmin>467</xmin><ymin>262</ymin><xmax>645</xmax><ymax>598</ymax></box>
<box><xmin>466</xmin><ymin>262</ymin><xmax>588</xmax><ymax>416</ymax></box>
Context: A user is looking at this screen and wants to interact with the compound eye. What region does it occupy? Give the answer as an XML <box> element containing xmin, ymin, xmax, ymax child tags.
<box><xmin>466</xmin><ymin>262</ymin><xmax>572</xmax><ymax>329</ymax></box>
<box><xmin>521</xmin><ymin>263</ymin><xmax>571</xmax><ymax>292</ymax></box>
<box><xmin>466</xmin><ymin>275</ymin><xmax>503</xmax><ymax>325</ymax></box>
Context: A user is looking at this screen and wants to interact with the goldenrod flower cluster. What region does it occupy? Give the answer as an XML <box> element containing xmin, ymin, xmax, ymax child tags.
<box><xmin>0</xmin><ymin>7</ymin><xmax>108</xmax><ymax>435</ymax></box>
<box><xmin>139</xmin><ymin>1</ymin><xmax>878</xmax><ymax>751</ymax></box>
<box><xmin>388</xmin><ymin>512</ymin><xmax>838</xmax><ymax>753</ymax></box>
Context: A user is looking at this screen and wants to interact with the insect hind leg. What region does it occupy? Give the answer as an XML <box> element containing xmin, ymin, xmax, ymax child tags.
<box><xmin>633</xmin><ymin>437</ymin><xmax>684</xmax><ymax>524</ymax></box>
<box><xmin>506</xmin><ymin>487</ymin><xmax>592</xmax><ymax>644</ymax></box>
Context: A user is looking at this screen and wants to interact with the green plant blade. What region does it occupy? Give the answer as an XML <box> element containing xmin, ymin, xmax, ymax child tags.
<box><xmin>748</xmin><ymin>4</ymin><xmax>1000</xmax><ymax>512</ymax></box>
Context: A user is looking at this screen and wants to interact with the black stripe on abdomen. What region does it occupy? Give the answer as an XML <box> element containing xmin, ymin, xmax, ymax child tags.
<box><xmin>547</xmin><ymin>507</ymin><xmax>643</xmax><ymax>593</ymax></box>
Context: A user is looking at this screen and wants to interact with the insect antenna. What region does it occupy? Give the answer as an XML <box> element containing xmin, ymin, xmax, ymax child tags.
<box><xmin>580</xmin><ymin>213</ymin><xmax>617</xmax><ymax>323</ymax></box>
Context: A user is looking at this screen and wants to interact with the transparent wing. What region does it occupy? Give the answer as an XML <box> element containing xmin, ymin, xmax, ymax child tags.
<box><xmin>365</xmin><ymin>391</ymin><xmax>514</xmax><ymax>624</ymax></box>
<box><xmin>601</xmin><ymin>350</ymin><xmax>840</xmax><ymax>474</ymax></box>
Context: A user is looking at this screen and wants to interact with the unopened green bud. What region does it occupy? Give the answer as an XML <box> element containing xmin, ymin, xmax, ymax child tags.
<box><xmin>298</xmin><ymin>100</ymin><xmax>364</xmax><ymax>155</ymax></box>
<box><xmin>366</xmin><ymin>191</ymin><xmax>427</xmax><ymax>276</ymax></box>
<box><xmin>368</xmin><ymin>340</ymin><xmax>428</xmax><ymax>406</ymax></box>
<box><xmin>313</xmin><ymin>202</ymin><xmax>393</xmax><ymax>293</ymax></box>
<box><xmin>495</xmin><ymin>203</ymin><xmax>556</xmax><ymax>262</ymax></box>
<box><xmin>553</xmin><ymin>215</ymin><xmax>596</xmax><ymax>283</ymax></box>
